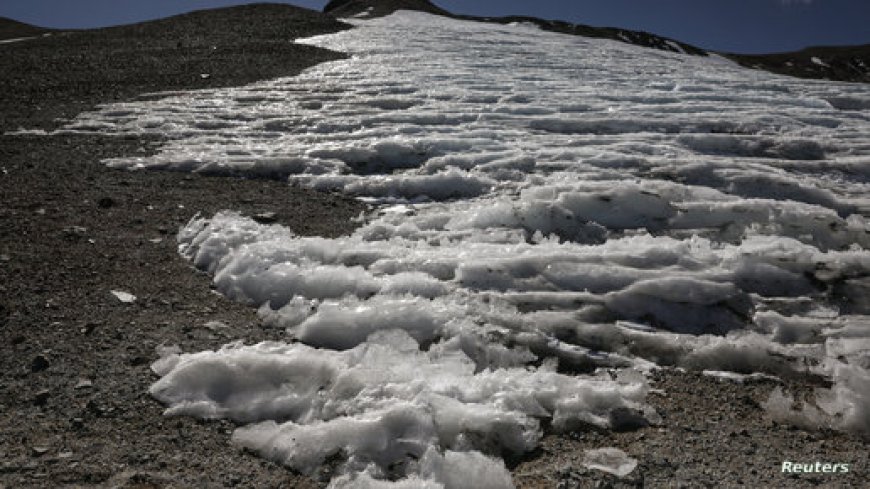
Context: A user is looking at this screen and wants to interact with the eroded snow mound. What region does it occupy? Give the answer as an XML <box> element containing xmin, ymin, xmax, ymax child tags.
<box><xmin>151</xmin><ymin>330</ymin><xmax>647</xmax><ymax>486</ymax></box>
<box><xmin>327</xmin><ymin>447</ymin><xmax>513</xmax><ymax>489</ymax></box>
<box><xmin>764</xmin><ymin>356</ymin><xmax>870</xmax><ymax>434</ymax></box>
<box><xmin>175</xmin><ymin>210</ymin><xmax>870</xmax><ymax>443</ymax></box>
<box><xmin>51</xmin><ymin>8</ymin><xmax>870</xmax><ymax>486</ymax></box>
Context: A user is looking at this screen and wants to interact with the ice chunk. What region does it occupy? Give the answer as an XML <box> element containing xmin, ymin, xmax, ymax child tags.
<box><xmin>110</xmin><ymin>290</ymin><xmax>137</xmax><ymax>304</ymax></box>
<box><xmin>417</xmin><ymin>447</ymin><xmax>513</xmax><ymax>489</ymax></box>
<box><xmin>329</xmin><ymin>471</ymin><xmax>443</xmax><ymax>489</ymax></box>
<box><xmin>342</xmin><ymin>170</ymin><xmax>493</xmax><ymax>201</ymax></box>
<box><xmin>232</xmin><ymin>404</ymin><xmax>436</xmax><ymax>474</ymax></box>
<box><xmin>582</xmin><ymin>447</ymin><xmax>638</xmax><ymax>477</ymax></box>
<box><xmin>291</xmin><ymin>297</ymin><xmax>445</xmax><ymax>349</ymax></box>
<box><xmin>605</xmin><ymin>278</ymin><xmax>750</xmax><ymax>334</ymax></box>
<box><xmin>764</xmin><ymin>361</ymin><xmax>870</xmax><ymax>437</ymax></box>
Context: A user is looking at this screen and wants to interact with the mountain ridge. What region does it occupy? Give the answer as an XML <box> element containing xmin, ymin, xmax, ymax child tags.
<box><xmin>727</xmin><ymin>44</ymin><xmax>870</xmax><ymax>84</ymax></box>
<box><xmin>2</xmin><ymin>2</ymin><xmax>868</xmax><ymax>83</ymax></box>
<box><xmin>323</xmin><ymin>0</ymin><xmax>707</xmax><ymax>57</ymax></box>
<box><xmin>324</xmin><ymin>0</ymin><xmax>450</xmax><ymax>18</ymax></box>
<box><xmin>0</xmin><ymin>16</ymin><xmax>50</xmax><ymax>40</ymax></box>
<box><xmin>0</xmin><ymin>3</ymin><xmax>351</xmax><ymax>131</ymax></box>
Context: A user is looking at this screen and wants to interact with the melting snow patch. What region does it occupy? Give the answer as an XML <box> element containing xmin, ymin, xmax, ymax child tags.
<box><xmin>664</xmin><ymin>40</ymin><xmax>686</xmax><ymax>55</ymax></box>
<box><xmin>811</xmin><ymin>57</ymin><xmax>830</xmax><ymax>68</ymax></box>
<box><xmin>0</xmin><ymin>36</ymin><xmax>40</xmax><ymax>45</ymax></box>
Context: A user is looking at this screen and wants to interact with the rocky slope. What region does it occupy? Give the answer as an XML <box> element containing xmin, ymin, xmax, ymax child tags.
<box><xmin>0</xmin><ymin>17</ymin><xmax>49</xmax><ymax>40</ymax></box>
<box><xmin>0</xmin><ymin>3</ymin><xmax>350</xmax><ymax>131</ymax></box>
<box><xmin>727</xmin><ymin>44</ymin><xmax>870</xmax><ymax>84</ymax></box>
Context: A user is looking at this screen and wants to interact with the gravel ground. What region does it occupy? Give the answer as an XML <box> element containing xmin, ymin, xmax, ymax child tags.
<box><xmin>1</xmin><ymin>5</ymin><xmax>364</xmax><ymax>488</ymax></box>
<box><xmin>1</xmin><ymin>4</ymin><xmax>867</xmax><ymax>488</ymax></box>
<box><xmin>0</xmin><ymin>134</ymin><xmax>363</xmax><ymax>488</ymax></box>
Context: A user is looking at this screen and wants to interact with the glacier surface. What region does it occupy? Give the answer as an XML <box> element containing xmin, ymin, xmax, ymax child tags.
<box><xmin>53</xmin><ymin>11</ymin><xmax>870</xmax><ymax>488</ymax></box>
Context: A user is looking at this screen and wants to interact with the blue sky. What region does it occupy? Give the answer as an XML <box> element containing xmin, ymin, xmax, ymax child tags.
<box><xmin>1</xmin><ymin>0</ymin><xmax>868</xmax><ymax>54</ymax></box>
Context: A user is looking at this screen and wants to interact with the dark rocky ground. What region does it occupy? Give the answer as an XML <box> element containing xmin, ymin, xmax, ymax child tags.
<box><xmin>1</xmin><ymin>3</ymin><xmax>867</xmax><ymax>488</ymax></box>
<box><xmin>728</xmin><ymin>44</ymin><xmax>870</xmax><ymax>84</ymax></box>
<box><xmin>0</xmin><ymin>134</ymin><xmax>364</xmax><ymax>489</ymax></box>
<box><xmin>1</xmin><ymin>5</ymin><xmax>365</xmax><ymax>488</ymax></box>
<box><xmin>516</xmin><ymin>370</ymin><xmax>868</xmax><ymax>488</ymax></box>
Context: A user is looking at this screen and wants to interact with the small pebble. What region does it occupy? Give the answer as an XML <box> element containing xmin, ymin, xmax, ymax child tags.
<box><xmin>253</xmin><ymin>211</ymin><xmax>278</xmax><ymax>224</ymax></box>
<box><xmin>31</xmin><ymin>355</ymin><xmax>50</xmax><ymax>372</ymax></box>
<box><xmin>31</xmin><ymin>446</ymin><xmax>50</xmax><ymax>457</ymax></box>
<box><xmin>34</xmin><ymin>389</ymin><xmax>50</xmax><ymax>406</ymax></box>
<box><xmin>97</xmin><ymin>197</ymin><xmax>115</xmax><ymax>208</ymax></box>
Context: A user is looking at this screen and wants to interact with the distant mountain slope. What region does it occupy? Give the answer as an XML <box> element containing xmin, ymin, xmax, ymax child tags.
<box><xmin>0</xmin><ymin>4</ymin><xmax>350</xmax><ymax>130</ymax></box>
<box><xmin>455</xmin><ymin>15</ymin><xmax>707</xmax><ymax>56</ymax></box>
<box><xmin>4</xmin><ymin>2</ymin><xmax>867</xmax><ymax>84</ymax></box>
<box><xmin>323</xmin><ymin>0</ymin><xmax>870</xmax><ymax>84</ymax></box>
<box><xmin>0</xmin><ymin>16</ymin><xmax>50</xmax><ymax>40</ymax></box>
<box><xmin>323</xmin><ymin>0</ymin><xmax>707</xmax><ymax>56</ymax></box>
<box><xmin>324</xmin><ymin>0</ymin><xmax>450</xmax><ymax>18</ymax></box>
<box><xmin>726</xmin><ymin>45</ymin><xmax>870</xmax><ymax>84</ymax></box>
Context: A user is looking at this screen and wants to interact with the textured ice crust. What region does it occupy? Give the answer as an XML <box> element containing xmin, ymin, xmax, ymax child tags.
<box><xmin>59</xmin><ymin>10</ymin><xmax>870</xmax><ymax>487</ymax></box>
<box><xmin>182</xmin><ymin>209</ymin><xmax>867</xmax><ymax>362</ymax></box>
<box><xmin>152</xmin><ymin>330</ymin><xmax>647</xmax><ymax>488</ymax></box>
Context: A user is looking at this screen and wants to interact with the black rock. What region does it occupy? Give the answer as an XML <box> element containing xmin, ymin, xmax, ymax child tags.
<box><xmin>97</xmin><ymin>196</ymin><xmax>115</xmax><ymax>208</ymax></box>
<box><xmin>252</xmin><ymin>211</ymin><xmax>278</xmax><ymax>224</ymax></box>
<box><xmin>34</xmin><ymin>389</ymin><xmax>50</xmax><ymax>406</ymax></box>
<box><xmin>31</xmin><ymin>354</ymin><xmax>49</xmax><ymax>372</ymax></box>
<box><xmin>609</xmin><ymin>407</ymin><xmax>650</xmax><ymax>432</ymax></box>
<box><xmin>128</xmin><ymin>355</ymin><xmax>149</xmax><ymax>366</ymax></box>
<box><xmin>30</xmin><ymin>446</ymin><xmax>50</xmax><ymax>457</ymax></box>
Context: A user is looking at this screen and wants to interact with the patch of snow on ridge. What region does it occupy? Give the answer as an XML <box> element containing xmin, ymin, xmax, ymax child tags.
<box><xmin>52</xmin><ymin>10</ymin><xmax>870</xmax><ymax>487</ymax></box>
<box><xmin>811</xmin><ymin>56</ymin><xmax>830</xmax><ymax>68</ymax></box>
<box><xmin>0</xmin><ymin>35</ymin><xmax>41</xmax><ymax>45</ymax></box>
<box><xmin>664</xmin><ymin>40</ymin><xmax>686</xmax><ymax>55</ymax></box>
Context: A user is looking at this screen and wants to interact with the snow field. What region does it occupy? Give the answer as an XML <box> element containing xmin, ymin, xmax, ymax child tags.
<box><xmin>49</xmin><ymin>10</ymin><xmax>870</xmax><ymax>487</ymax></box>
